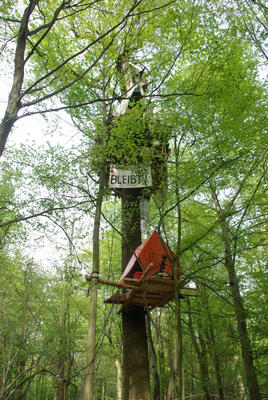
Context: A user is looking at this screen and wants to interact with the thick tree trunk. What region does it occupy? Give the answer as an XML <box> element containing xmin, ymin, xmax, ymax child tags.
<box><xmin>121</xmin><ymin>189</ymin><xmax>150</xmax><ymax>400</ymax></box>
<box><xmin>211</xmin><ymin>191</ymin><xmax>261</xmax><ymax>400</ymax></box>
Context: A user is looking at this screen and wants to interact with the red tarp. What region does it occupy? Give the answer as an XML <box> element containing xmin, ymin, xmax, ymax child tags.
<box><xmin>120</xmin><ymin>231</ymin><xmax>183</xmax><ymax>280</ymax></box>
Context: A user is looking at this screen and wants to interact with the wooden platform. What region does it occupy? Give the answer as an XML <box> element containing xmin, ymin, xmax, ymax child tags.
<box><xmin>85</xmin><ymin>262</ymin><xmax>197</xmax><ymax>313</ymax></box>
<box><xmin>104</xmin><ymin>275</ymin><xmax>193</xmax><ymax>311</ymax></box>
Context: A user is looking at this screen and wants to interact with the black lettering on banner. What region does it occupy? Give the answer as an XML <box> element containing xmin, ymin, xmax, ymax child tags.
<box><xmin>131</xmin><ymin>175</ymin><xmax>137</xmax><ymax>184</ymax></box>
<box><xmin>111</xmin><ymin>175</ymin><xmax>117</xmax><ymax>184</ymax></box>
<box><xmin>110</xmin><ymin>168</ymin><xmax>151</xmax><ymax>187</ymax></box>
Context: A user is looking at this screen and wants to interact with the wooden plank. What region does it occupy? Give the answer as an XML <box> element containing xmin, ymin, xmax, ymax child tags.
<box><xmin>122</xmin><ymin>277</ymin><xmax>140</xmax><ymax>286</ymax></box>
<box><xmin>104</xmin><ymin>272</ymin><xmax>196</xmax><ymax>308</ymax></box>
<box><xmin>143</xmin><ymin>284</ymin><xmax>174</xmax><ymax>295</ymax></box>
<box><xmin>99</xmin><ymin>276</ymin><xmax>193</xmax><ymax>292</ymax></box>
<box><xmin>85</xmin><ymin>275</ymin><xmax>138</xmax><ymax>290</ymax></box>
<box><xmin>128</xmin><ymin>294</ymin><xmax>170</xmax><ymax>306</ymax></box>
<box><xmin>107</xmin><ymin>289</ymin><xmax>173</xmax><ymax>306</ymax></box>
<box><xmin>121</xmin><ymin>277</ymin><xmax>189</xmax><ymax>293</ymax></box>
<box><xmin>104</xmin><ymin>293</ymin><xmax>126</xmax><ymax>304</ymax></box>
<box><xmin>155</xmin><ymin>296</ymin><xmax>172</xmax><ymax>307</ymax></box>
<box><xmin>133</xmin><ymin>293</ymin><xmax>170</xmax><ymax>300</ymax></box>
<box><xmin>104</xmin><ymin>287</ymin><xmax>197</xmax><ymax>307</ymax></box>
<box><xmin>122</xmin><ymin>276</ymin><xmax>174</xmax><ymax>293</ymax></box>
<box><xmin>117</xmin><ymin>263</ymin><xmax>154</xmax><ymax>314</ymax></box>
<box><xmin>141</xmin><ymin>277</ymin><xmax>189</xmax><ymax>295</ymax></box>
<box><xmin>105</xmin><ymin>292</ymin><xmax>175</xmax><ymax>308</ymax></box>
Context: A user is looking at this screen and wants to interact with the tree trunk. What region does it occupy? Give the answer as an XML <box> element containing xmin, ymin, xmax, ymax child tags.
<box><xmin>53</xmin><ymin>381</ymin><xmax>58</xmax><ymax>400</ymax></box>
<box><xmin>225</xmin><ymin>251</ymin><xmax>261</xmax><ymax>400</ymax></box>
<box><xmin>101</xmin><ymin>382</ymin><xmax>105</xmax><ymax>400</ymax></box>
<box><xmin>211</xmin><ymin>190</ymin><xmax>261</xmax><ymax>400</ymax></box>
<box><xmin>146</xmin><ymin>312</ymin><xmax>161</xmax><ymax>400</ymax></box>
<box><xmin>174</xmin><ymin>135</ymin><xmax>185</xmax><ymax>400</ymax></box>
<box><xmin>187</xmin><ymin>299</ymin><xmax>211</xmax><ymax>400</ymax></box>
<box><xmin>84</xmin><ymin>168</ymin><xmax>106</xmax><ymax>400</ymax></box>
<box><xmin>197</xmin><ymin>317</ymin><xmax>211</xmax><ymax>400</ymax></box>
<box><xmin>201</xmin><ymin>289</ymin><xmax>224</xmax><ymax>400</ymax></box>
<box><xmin>177</xmin><ymin>298</ymin><xmax>185</xmax><ymax>400</ymax></box>
<box><xmin>234</xmin><ymin>355</ymin><xmax>247</xmax><ymax>400</ymax></box>
<box><xmin>56</xmin><ymin>218</ymin><xmax>77</xmax><ymax>400</ymax></box>
<box><xmin>115</xmin><ymin>359</ymin><xmax>122</xmax><ymax>400</ymax></box>
<box><xmin>155</xmin><ymin>311</ymin><xmax>166</xmax><ymax>400</ymax></box>
<box><xmin>121</xmin><ymin>188</ymin><xmax>150</xmax><ymax>400</ymax></box>
<box><xmin>58</xmin><ymin>276</ymin><xmax>67</xmax><ymax>400</ymax></box>
<box><xmin>84</xmin><ymin>277</ymin><xmax>98</xmax><ymax>400</ymax></box>
<box><xmin>166</xmin><ymin>328</ymin><xmax>178</xmax><ymax>400</ymax></box>
<box><xmin>0</xmin><ymin>1</ymin><xmax>39</xmax><ymax>157</ymax></box>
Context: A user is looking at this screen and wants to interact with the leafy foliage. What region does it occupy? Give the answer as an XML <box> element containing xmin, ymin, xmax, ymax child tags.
<box><xmin>0</xmin><ymin>0</ymin><xmax>267</xmax><ymax>398</ymax></box>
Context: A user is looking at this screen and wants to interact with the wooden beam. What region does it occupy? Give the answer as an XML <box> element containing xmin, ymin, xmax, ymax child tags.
<box><xmin>85</xmin><ymin>275</ymin><xmax>138</xmax><ymax>290</ymax></box>
<box><xmin>117</xmin><ymin>263</ymin><xmax>154</xmax><ymax>314</ymax></box>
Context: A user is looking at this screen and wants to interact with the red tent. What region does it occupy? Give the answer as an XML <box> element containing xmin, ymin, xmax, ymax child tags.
<box><xmin>120</xmin><ymin>231</ymin><xmax>183</xmax><ymax>281</ymax></box>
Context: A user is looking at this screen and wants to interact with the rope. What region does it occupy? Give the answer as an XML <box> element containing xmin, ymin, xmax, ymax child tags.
<box><xmin>90</xmin><ymin>271</ymin><xmax>99</xmax><ymax>280</ymax></box>
<box><xmin>86</xmin><ymin>271</ymin><xmax>99</xmax><ymax>296</ymax></box>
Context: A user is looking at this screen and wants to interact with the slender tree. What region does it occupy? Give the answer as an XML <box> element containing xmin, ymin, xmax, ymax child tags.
<box><xmin>210</xmin><ymin>184</ymin><xmax>262</xmax><ymax>400</ymax></box>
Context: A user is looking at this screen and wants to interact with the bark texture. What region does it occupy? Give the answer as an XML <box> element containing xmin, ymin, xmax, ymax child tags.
<box><xmin>121</xmin><ymin>189</ymin><xmax>150</xmax><ymax>400</ymax></box>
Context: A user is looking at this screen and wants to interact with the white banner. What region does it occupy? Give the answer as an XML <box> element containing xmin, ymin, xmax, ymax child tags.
<box><xmin>109</xmin><ymin>165</ymin><xmax>152</xmax><ymax>189</ymax></box>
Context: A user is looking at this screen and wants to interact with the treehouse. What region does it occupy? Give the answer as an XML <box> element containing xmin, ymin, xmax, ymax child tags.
<box><xmin>86</xmin><ymin>231</ymin><xmax>196</xmax><ymax>313</ymax></box>
<box><xmin>120</xmin><ymin>230</ymin><xmax>182</xmax><ymax>280</ymax></box>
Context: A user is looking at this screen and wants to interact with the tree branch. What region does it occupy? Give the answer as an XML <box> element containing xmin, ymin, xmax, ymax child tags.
<box><xmin>22</xmin><ymin>0</ymin><xmax>143</xmax><ymax>98</ymax></box>
<box><xmin>0</xmin><ymin>200</ymin><xmax>92</xmax><ymax>228</ymax></box>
